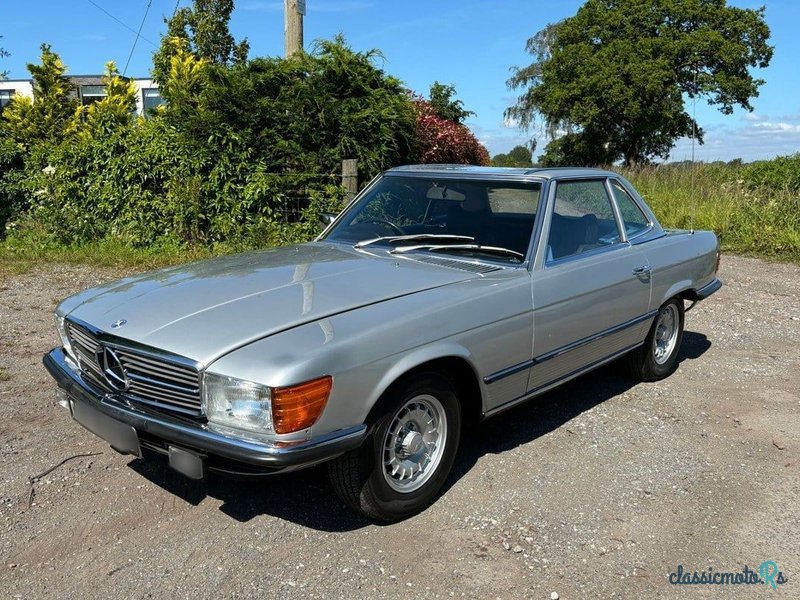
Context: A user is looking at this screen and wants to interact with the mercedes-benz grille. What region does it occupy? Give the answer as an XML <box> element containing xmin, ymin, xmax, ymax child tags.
<box><xmin>66</xmin><ymin>321</ymin><xmax>202</xmax><ymax>416</ymax></box>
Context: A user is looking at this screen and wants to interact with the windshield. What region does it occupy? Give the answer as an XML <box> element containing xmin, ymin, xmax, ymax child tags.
<box><xmin>323</xmin><ymin>175</ymin><xmax>542</xmax><ymax>258</ymax></box>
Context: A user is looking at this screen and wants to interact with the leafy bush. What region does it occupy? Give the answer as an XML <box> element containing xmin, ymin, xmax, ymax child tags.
<box><xmin>413</xmin><ymin>98</ymin><xmax>489</xmax><ymax>166</ymax></box>
<box><xmin>1</xmin><ymin>38</ymin><xmax>411</xmax><ymax>249</ymax></box>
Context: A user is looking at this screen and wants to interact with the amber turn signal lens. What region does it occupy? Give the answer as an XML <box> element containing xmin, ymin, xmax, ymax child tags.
<box><xmin>272</xmin><ymin>376</ymin><xmax>332</xmax><ymax>434</ymax></box>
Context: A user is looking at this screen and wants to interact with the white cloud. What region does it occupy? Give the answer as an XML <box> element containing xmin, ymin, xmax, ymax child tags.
<box><xmin>752</xmin><ymin>121</ymin><xmax>800</xmax><ymax>133</ymax></box>
<box><xmin>668</xmin><ymin>115</ymin><xmax>800</xmax><ymax>162</ymax></box>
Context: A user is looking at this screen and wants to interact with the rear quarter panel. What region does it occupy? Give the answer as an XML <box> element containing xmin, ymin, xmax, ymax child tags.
<box><xmin>642</xmin><ymin>229</ymin><xmax>719</xmax><ymax>307</ymax></box>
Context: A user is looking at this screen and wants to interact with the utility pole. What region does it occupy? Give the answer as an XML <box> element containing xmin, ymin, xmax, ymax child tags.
<box><xmin>284</xmin><ymin>0</ymin><xmax>305</xmax><ymax>57</ymax></box>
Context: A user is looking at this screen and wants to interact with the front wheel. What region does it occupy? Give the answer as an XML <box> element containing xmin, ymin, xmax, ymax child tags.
<box><xmin>328</xmin><ymin>371</ymin><xmax>461</xmax><ymax>522</ymax></box>
<box><xmin>625</xmin><ymin>298</ymin><xmax>685</xmax><ymax>381</ymax></box>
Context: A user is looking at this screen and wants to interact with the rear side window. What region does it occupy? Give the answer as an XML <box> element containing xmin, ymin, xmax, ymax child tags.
<box><xmin>546</xmin><ymin>180</ymin><xmax>621</xmax><ymax>263</ymax></box>
<box><xmin>610</xmin><ymin>180</ymin><xmax>650</xmax><ymax>238</ymax></box>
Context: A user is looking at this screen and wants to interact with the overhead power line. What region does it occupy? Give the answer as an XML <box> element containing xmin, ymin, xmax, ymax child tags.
<box><xmin>123</xmin><ymin>0</ymin><xmax>153</xmax><ymax>76</ymax></box>
<box><xmin>85</xmin><ymin>0</ymin><xmax>157</xmax><ymax>48</ymax></box>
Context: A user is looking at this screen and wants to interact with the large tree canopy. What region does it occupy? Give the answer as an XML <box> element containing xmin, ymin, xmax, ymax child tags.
<box><xmin>507</xmin><ymin>0</ymin><xmax>772</xmax><ymax>166</ymax></box>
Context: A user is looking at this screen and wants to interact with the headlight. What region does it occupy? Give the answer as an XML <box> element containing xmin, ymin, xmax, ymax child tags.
<box><xmin>54</xmin><ymin>314</ymin><xmax>77</xmax><ymax>364</ymax></box>
<box><xmin>202</xmin><ymin>373</ymin><xmax>332</xmax><ymax>436</ymax></box>
<box><xmin>203</xmin><ymin>373</ymin><xmax>273</xmax><ymax>435</ymax></box>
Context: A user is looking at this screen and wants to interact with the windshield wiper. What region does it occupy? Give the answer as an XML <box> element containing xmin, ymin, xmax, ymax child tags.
<box><xmin>390</xmin><ymin>244</ymin><xmax>525</xmax><ymax>261</ymax></box>
<box><xmin>354</xmin><ymin>234</ymin><xmax>474</xmax><ymax>249</ymax></box>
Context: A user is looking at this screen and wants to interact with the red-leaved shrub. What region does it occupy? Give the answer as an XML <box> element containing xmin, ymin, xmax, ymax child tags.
<box><xmin>413</xmin><ymin>99</ymin><xmax>489</xmax><ymax>166</ymax></box>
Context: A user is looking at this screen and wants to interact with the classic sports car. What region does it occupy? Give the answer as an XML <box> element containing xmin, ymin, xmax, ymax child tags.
<box><xmin>44</xmin><ymin>165</ymin><xmax>721</xmax><ymax>521</ymax></box>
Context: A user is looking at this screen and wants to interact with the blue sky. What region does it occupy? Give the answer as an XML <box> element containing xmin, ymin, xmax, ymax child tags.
<box><xmin>2</xmin><ymin>0</ymin><xmax>798</xmax><ymax>162</ymax></box>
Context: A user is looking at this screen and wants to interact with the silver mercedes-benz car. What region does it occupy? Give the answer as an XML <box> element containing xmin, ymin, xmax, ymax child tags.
<box><xmin>44</xmin><ymin>165</ymin><xmax>721</xmax><ymax>521</ymax></box>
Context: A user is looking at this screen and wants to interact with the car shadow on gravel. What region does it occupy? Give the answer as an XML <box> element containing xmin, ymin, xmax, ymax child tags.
<box><xmin>127</xmin><ymin>331</ymin><xmax>710</xmax><ymax>531</ymax></box>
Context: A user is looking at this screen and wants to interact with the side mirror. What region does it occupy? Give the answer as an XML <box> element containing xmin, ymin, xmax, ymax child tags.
<box><xmin>319</xmin><ymin>212</ymin><xmax>338</xmax><ymax>227</ymax></box>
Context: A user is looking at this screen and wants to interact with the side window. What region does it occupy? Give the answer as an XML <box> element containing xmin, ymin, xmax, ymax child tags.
<box><xmin>547</xmin><ymin>180</ymin><xmax>621</xmax><ymax>263</ymax></box>
<box><xmin>610</xmin><ymin>180</ymin><xmax>650</xmax><ymax>238</ymax></box>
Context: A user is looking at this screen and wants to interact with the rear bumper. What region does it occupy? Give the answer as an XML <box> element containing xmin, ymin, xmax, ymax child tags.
<box><xmin>696</xmin><ymin>277</ymin><xmax>722</xmax><ymax>300</ymax></box>
<box><xmin>43</xmin><ymin>348</ymin><xmax>366</xmax><ymax>476</ymax></box>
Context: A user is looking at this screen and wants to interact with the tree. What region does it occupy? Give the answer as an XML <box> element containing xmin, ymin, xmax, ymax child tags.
<box><xmin>71</xmin><ymin>61</ymin><xmax>137</xmax><ymax>140</ymax></box>
<box><xmin>428</xmin><ymin>81</ymin><xmax>475</xmax><ymax>124</ymax></box>
<box><xmin>491</xmin><ymin>145</ymin><xmax>533</xmax><ymax>167</ymax></box>
<box><xmin>1</xmin><ymin>44</ymin><xmax>77</xmax><ymax>146</ymax></box>
<box><xmin>507</xmin><ymin>0</ymin><xmax>773</xmax><ymax>166</ymax></box>
<box><xmin>152</xmin><ymin>0</ymin><xmax>248</xmax><ymax>89</ymax></box>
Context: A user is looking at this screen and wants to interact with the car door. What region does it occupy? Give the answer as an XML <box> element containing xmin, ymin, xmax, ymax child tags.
<box><xmin>527</xmin><ymin>177</ymin><xmax>653</xmax><ymax>394</ymax></box>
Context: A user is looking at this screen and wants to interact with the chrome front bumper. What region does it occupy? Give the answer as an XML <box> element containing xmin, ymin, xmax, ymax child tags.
<box><xmin>43</xmin><ymin>348</ymin><xmax>366</xmax><ymax>477</ymax></box>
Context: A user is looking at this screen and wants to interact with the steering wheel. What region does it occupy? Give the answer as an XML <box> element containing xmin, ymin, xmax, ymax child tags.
<box><xmin>361</xmin><ymin>218</ymin><xmax>404</xmax><ymax>235</ymax></box>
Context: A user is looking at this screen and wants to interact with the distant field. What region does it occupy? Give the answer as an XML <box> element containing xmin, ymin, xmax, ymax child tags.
<box><xmin>617</xmin><ymin>162</ymin><xmax>800</xmax><ymax>263</ymax></box>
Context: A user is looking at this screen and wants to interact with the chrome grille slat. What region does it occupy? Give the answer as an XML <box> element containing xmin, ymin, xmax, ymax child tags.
<box><xmin>126</xmin><ymin>372</ymin><xmax>199</xmax><ymax>395</ymax></box>
<box><xmin>128</xmin><ymin>380</ymin><xmax>199</xmax><ymax>404</ymax></box>
<box><xmin>68</xmin><ymin>325</ymin><xmax>99</xmax><ymax>352</ymax></box>
<box><xmin>127</xmin><ymin>388</ymin><xmax>201</xmax><ymax>409</ymax></box>
<box><xmin>65</xmin><ymin>321</ymin><xmax>202</xmax><ymax>415</ymax></box>
<box><xmin>118</xmin><ymin>356</ymin><xmax>198</xmax><ymax>385</ymax></box>
<box><xmin>114</xmin><ymin>350</ymin><xmax>196</xmax><ymax>376</ymax></box>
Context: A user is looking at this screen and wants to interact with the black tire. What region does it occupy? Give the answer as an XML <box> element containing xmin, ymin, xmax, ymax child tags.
<box><xmin>328</xmin><ymin>370</ymin><xmax>461</xmax><ymax>522</ymax></box>
<box><xmin>625</xmin><ymin>298</ymin><xmax>685</xmax><ymax>381</ymax></box>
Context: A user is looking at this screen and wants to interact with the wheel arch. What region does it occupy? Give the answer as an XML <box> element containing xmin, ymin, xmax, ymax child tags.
<box><xmin>365</xmin><ymin>348</ymin><xmax>484</xmax><ymax>430</ymax></box>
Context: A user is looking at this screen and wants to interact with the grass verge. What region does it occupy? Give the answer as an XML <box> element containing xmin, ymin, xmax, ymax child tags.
<box><xmin>617</xmin><ymin>163</ymin><xmax>800</xmax><ymax>263</ymax></box>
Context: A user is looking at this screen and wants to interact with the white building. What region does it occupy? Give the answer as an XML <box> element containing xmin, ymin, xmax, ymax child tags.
<box><xmin>0</xmin><ymin>76</ymin><xmax>163</xmax><ymax>115</ymax></box>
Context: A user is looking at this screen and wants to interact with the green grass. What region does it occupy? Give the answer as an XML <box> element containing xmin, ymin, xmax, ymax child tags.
<box><xmin>0</xmin><ymin>235</ymin><xmax>220</xmax><ymax>279</ymax></box>
<box><xmin>616</xmin><ymin>163</ymin><xmax>800</xmax><ymax>263</ymax></box>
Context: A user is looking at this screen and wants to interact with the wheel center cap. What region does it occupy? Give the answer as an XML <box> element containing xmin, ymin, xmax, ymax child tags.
<box><xmin>401</xmin><ymin>431</ymin><xmax>424</xmax><ymax>456</ymax></box>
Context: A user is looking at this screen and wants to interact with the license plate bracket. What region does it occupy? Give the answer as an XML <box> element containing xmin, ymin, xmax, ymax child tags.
<box><xmin>71</xmin><ymin>398</ymin><xmax>142</xmax><ymax>457</ymax></box>
<box><xmin>168</xmin><ymin>445</ymin><xmax>207</xmax><ymax>480</ymax></box>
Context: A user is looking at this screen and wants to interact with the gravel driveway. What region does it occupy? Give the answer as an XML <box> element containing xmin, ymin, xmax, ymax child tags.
<box><xmin>1</xmin><ymin>255</ymin><xmax>798</xmax><ymax>599</ymax></box>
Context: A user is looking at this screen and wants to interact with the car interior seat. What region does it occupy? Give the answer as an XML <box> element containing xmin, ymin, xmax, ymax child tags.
<box><xmin>548</xmin><ymin>212</ymin><xmax>600</xmax><ymax>260</ymax></box>
<box><xmin>447</xmin><ymin>191</ymin><xmax>495</xmax><ymax>245</ymax></box>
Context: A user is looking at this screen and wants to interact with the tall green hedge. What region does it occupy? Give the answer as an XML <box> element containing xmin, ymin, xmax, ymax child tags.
<box><xmin>0</xmin><ymin>38</ymin><xmax>415</xmax><ymax>247</ymax></box>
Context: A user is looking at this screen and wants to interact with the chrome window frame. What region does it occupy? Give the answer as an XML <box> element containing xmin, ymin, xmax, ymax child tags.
<box><xmin>536</xmin><ymin>176</ymin><xmax>628</xmax><ymax>270</ymax></box>
<box><xmin>606</xmin><ymin>177</ymin><xmax>654</xmax><ymax>243</ymax></box>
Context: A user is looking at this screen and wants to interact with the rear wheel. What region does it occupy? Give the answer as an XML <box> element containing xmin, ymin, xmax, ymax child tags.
<box><xmin>328</xmin><ymin>371</ymin><xmax>461</xmax><ymax>522</ymax></box>
<box><xmin>625</xmin><ymin>298</ymin><xmax>685</xmax><ymax>381</ymax></box>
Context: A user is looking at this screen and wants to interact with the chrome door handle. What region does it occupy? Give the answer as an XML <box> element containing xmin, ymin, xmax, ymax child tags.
<box><xmin>633</xmin><ymin>264</ymin><xmax>651</xmax><ymax>275</ymax></box>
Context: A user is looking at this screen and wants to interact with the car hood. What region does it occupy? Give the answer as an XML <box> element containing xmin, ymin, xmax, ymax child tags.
<box><xmin>60</xmin><ymin>242</ymin><xmax>477</xmax><ymax>365</ymax></box>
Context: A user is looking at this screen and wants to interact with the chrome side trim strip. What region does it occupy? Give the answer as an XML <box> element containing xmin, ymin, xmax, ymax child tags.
<box><xmin>533</xmin><ymin>309</ymin><xmax>657</xmax><ymax>365</ymax></box>
<box><xmin>483</xmin><ymin>359</ymin><xmax>535</xmax><ymax>384</ymax></box>
<box><xmin>483</xmin><ymin>310</ymin><xmax>658</xmax><ymax>384</ymax></box>
<box><xmin>484</xmin><ymin>341</ymin><xmax>644</xmax><ymax>418</ymax></box>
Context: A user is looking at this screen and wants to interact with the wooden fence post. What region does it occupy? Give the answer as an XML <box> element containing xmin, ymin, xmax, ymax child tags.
<box><xmin>342</xmin><ymin>158</ymin><xmax>358</xmax><ymax>206</ymax></box>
